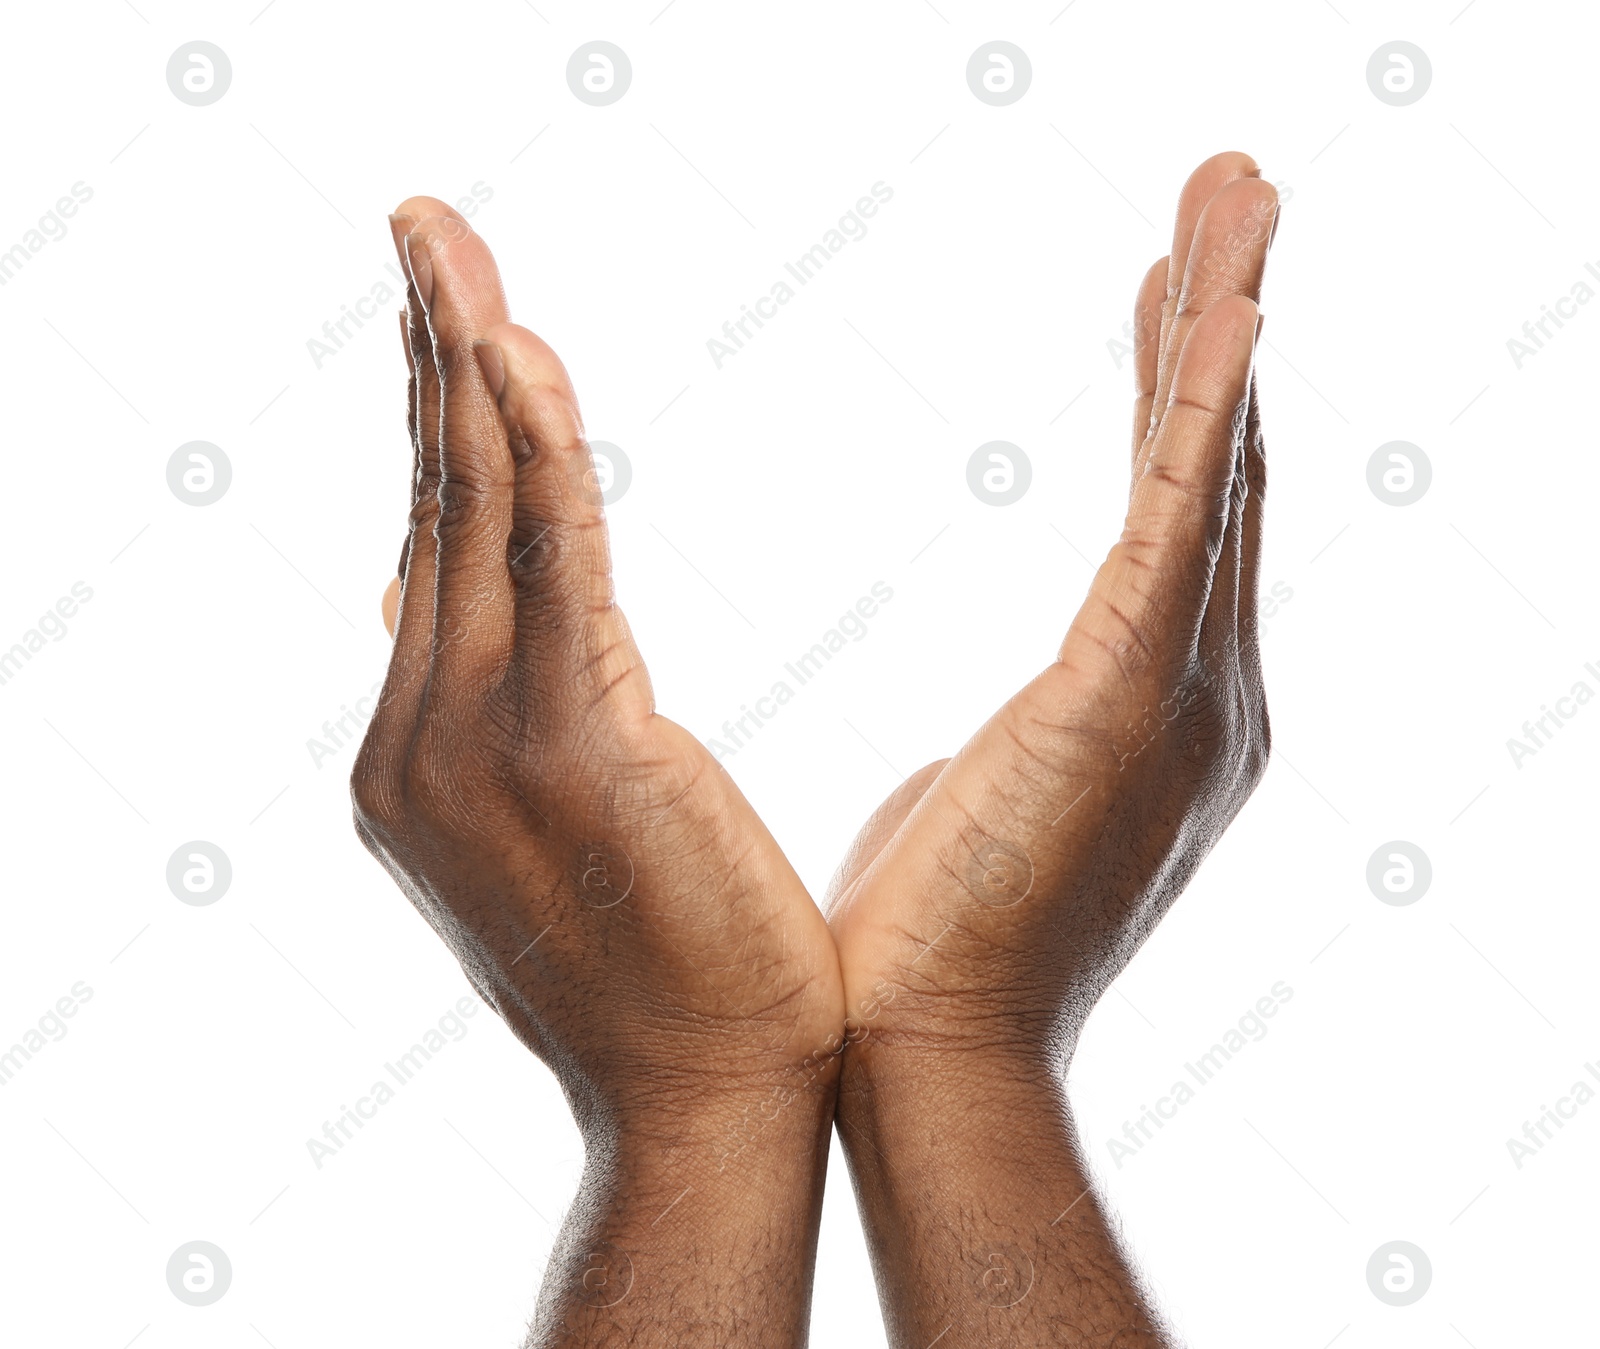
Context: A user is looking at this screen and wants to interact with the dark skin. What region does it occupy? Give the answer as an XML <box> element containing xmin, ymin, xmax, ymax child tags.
<box><xmin>825</xmin><ymin>150</ymin><xmax>1274</xmax><ymax>1347</ymax></box>
<box><xmin>358</xmin><ymin>151</ymin><xmax>1275</xmax><ymax>1345</ymax></box>
<box><xmin>354</xmin><ymin>201</ymin><xmax>845</xmax><ymax>1346</ymax></box>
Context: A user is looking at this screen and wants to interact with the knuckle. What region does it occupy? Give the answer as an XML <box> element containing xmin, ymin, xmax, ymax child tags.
<box><xmin>436</xmin><ymin>475</ymin><xmax>490</xmax><ymax>518</ymax></box>
<box><xmin>1145</xmin><ymin>449</ymin><xmax>1218</xmax><ymax>499</ymax></box>
<box><xmin>507</xmin><ymin>518</ymin><xmax>558</xmax><ymax>581</ymax></box>
<box><xmin>1245</xmin><ymin>432</ymin><xmax>1268</xmax><ymax>496</ymax></box>
<box><xmin>410</xmin><ymin>475</ymin><xmax>441</xmax><ymax>526</ymax></box>
<box><xmin>434</xmin><ymin>476</ymin><xmax>510</xmax><ymax>543</ymax></box>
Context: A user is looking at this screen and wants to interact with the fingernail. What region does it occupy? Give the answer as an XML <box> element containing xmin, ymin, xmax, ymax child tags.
<box><xmin>1267</xmin><ymin>200</ymin><xmax>1282</xmax><ymax>250</ymax></box>
<box><xmin>405</xmin><ymin>232</ymin><xmax>434</xmax><ymax>311</ymax></box>
<box><xmin>473</xmin><ymin>341</ymin><xmax>506</xmax><ymax>399</ymax></box>
<box><xmin>1255</xmin><ymin>312</ymin><xmax>1265</xmax><ymax>342</ymax></box>
<box><xmin>387</xmin><ymin>212</ymin><xmax>414</xmax><ymax>261</ymax></box>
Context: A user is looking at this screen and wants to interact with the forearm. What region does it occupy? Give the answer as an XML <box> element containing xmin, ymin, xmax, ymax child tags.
<box><xmin>530</xmin><ymin>1078</ymin><xmax>836</xmax><ymax>1348</ymax></box>
<box><xmin>837</xmin><ymin>1043</ymin><xmax>1176</xmax><ymax>1348</ymax></box>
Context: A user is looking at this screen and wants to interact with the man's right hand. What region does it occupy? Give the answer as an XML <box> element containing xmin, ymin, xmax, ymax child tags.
<box><xmin>352</xmin><ymin>198</ymin><xmax>846</xmax><ymax>1346</ymax></box>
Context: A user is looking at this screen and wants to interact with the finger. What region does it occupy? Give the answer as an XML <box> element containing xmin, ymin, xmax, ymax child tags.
<box><xmin>380</xmin><ymin>199</ymin><xmax>484</xmax><ymax>723</ymax></box>
<box><xmin>1163</xmin><ymin>151</ymin><xmax>1260</xmax><ymax>306</ymax></box>
<box><xmin>1148</xmin><ymin>154</ymin><xmax>1259</xmax><ymax>420</ymax></box>
<box><xmin>381</xmin><ymin>219</ymin><xmax>435</xmax><ymax>715</ymax></box>
<box><xmin>1153</xmin><ymin>152</ymin><xmax>1260</xmax><ymax>397</ymax></box>
<box><xmin>1070</xmin><ymin>295</ymin><xmax>1259</xmax><ymax>669</ymax></box>
<box><xmin>480</xmin><ymin>323</ymin><xmax>649</xmax><ymax>713</ymax></box>
<box><xmin>1143</xmin><ymin>175</ymin><xmax>1277</xmax><ymax>467</ymax></box>
<box><xmin>1236</xmin><ymin>374</ymin><xmax>1268</xmax><ymax>720</ymax></box>
<box><xmin>1130</xmin><ymin>256</ymin><xmax>1167</xmax><ymax>468</ymax></box>
<box><xmin>408</xmin><ymin>213</ymin><xmax>516</xmax><ymax>698</ymax></box>
<box><xmin>1198</xmin><ymin>403</ymin><xmax>1248</xmax><ymax>673</ymax></box>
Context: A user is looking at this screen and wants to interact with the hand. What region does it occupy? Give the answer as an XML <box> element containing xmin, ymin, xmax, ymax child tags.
<box><xmin>352</xmin><ymin>198</ymin><xmax>845</xmax><ymax>1345</ymax></box>
<box><xmin>826</xmin><ymin>152</ymin><xmax>1277</xmax><ymax>1346</ymax></box>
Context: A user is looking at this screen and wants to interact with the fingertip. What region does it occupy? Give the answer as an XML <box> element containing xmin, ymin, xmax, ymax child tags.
<box><xmin>1219</xmin><ymin>291</ymin><xmax>1260</xmax><ymax>321</ymax></box>
<box><xmin>484</xmin><ymin>322</ymin><xmax>580</xmax><ymax>407</ymax></box>
<box><xmin>407</xmin><ymin>213</ymin><xmax>508</xmax><ymax>334</ymax></box>
<box><xmin>482</xmin><ymin>323</ymin><xmax>588</xmax><ymax>481</ymax></box>
<box><xmin>393</xmin><ymin>195</ymin><xmax>465</xmax><ymax>225</ymax></box>
<box><xmin>1199</xmin><ymin>174</ymin><xmax>1279</xmax><ymax>226</ymax></box>
<box><xmin>1199</xmin><ymin>150</ymin><xmax>1260</xmax><ymax>180</ymax></box>
<box><xmin>1169</xmin><ymin>152</ymin><xmax>1267</xmax><ymax>289</ymax></box>
<box><xmin>1136</xmin><ymin>256</ymin><xmax>1168</xmax><ymax>336</ymax></box>
<box><xmin>1138</xmin><ymin>255</ymin><xmax>1168</xmax><ymax>305</ymax></box>
<box><xmin>1172</xmin><ymin>295</ymin><xmax>1259</xmax><ymax>412</ymax></box>
<box><xmin>1174</xmin><ymin>179</ymin><xmax>1278</xmax><ymax>311</ymax></box>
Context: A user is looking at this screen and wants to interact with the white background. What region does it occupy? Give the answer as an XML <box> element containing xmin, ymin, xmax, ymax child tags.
<box><xmin>1</xmin><ymin>1</ymin><xmax>1595</xmax><ymax>1345</ymax></box>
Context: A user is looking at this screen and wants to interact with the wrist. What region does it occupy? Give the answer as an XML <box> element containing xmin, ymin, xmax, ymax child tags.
<box><xmin>531</xmin><ymin>1075</ymin><xmax>836</xmax><ymax>1347</ymax></box>
<box><xmin>834</xmin><ymin>1040</ymin><xmax>1170</xmax><ymax>1349</ymax></box>
<box><xmin>835</xmin><ymin>1037</ymin><xmax>1101</xmax><ymax>1238</ymax></box>
<box><xmin>607</xmin><ymin>1064</ymin><xmax>838</xmax><ymax>1195</ymax></box>
<box><xmin>562</xmin><ymin>1029</ymin><xmax>846</xmax><ymax>1166</ymax></box>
